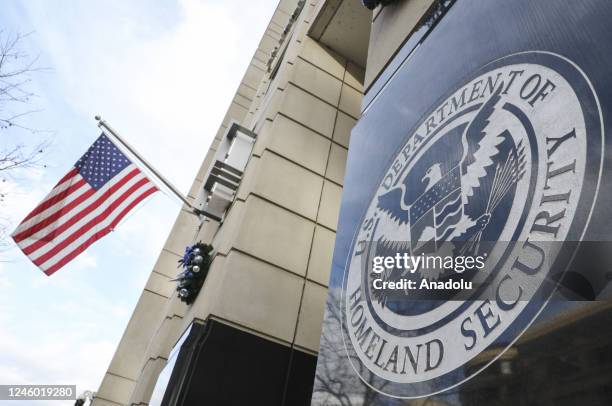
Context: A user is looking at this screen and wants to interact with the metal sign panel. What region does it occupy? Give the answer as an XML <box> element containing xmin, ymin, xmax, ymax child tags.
<box><xmin>312</xmin><ymin>0</ymin><xmax>612</xmax><ymax>404</ymax></box>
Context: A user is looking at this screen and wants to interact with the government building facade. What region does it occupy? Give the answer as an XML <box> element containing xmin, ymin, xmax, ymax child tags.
<box><xmin>92</xmin><ymin>0</ymin><xmax>612</xmax><ymax>405</ymax></box>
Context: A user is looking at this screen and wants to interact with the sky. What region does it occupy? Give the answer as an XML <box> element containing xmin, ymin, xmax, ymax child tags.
<box><xmin>0</xmin><ymin>0</ymin><xmax>277</xmax><ymax>403</ymax></box>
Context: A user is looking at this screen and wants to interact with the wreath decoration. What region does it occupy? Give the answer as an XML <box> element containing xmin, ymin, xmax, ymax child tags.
<box><xmin>174</xmin><ymin>242</ymin><xmax>213</xmax><ymax>304</ymax></box>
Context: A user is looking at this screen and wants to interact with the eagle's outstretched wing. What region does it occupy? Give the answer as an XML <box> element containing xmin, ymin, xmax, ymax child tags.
<box><xmin>461</xmin><ymin>83</ymin><xmax>504</xmax><ymax>168</ymax></box>
<box><xmin>377</xmin><ymin>187</ymin><xmax>409</xmax><ymax>225</ymax></box>
<box><xmin>460</xmin><ymin>83</ymin><xmax>506</xmax><ymax>204</ymax></box>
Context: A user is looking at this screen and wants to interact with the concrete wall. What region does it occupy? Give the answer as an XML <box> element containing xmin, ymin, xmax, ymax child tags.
<box><xmin>365</xmin><ymin>0</ymin><xmax>435</xmax><ymax>90</ymax></box>
<box><xmin>92</xmin><ymin>0</ymin><xmax>368</xmax><ymax>404</ymax></box>
<box><xmin>93</xmin><ymin>0</ymin><xmax>448</xmax><ymax>400</ymax></box>
<box><xmin>91</xmin><ymin>1</ymin><xmax>300</xmax><ymax>404</ymax></box>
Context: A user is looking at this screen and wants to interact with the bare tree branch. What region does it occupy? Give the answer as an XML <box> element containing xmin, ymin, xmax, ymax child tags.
<box><xmin>0</xmin><ymin>30</ymin><xmax>49</xmax><ymax>132</ymax></box>
<box><xmin>0</xmin><ymin>30</ymin><xmax>50</xmax><ymax>248</ymax></box>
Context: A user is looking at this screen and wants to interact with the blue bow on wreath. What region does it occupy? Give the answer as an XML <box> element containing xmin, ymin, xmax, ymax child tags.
<box><xmin>173</xmin><ymin>242</ymin><xmax>213</xmax><ymax>304</ymax></box>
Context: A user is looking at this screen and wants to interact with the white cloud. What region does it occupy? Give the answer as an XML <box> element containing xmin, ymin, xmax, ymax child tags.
<box><xmin>0</xmin><ymin>275</ymin><xmax>13</xmax><ymax>291</ymax></box>
<box><xmin>0</xmin><ymin>328</ymin><xmax>115</xmax><ymax>406</ymax></box>
<box><xmin>70</xmin><ymin>251</ymin><xmax>98</xmax><ymax>271</ymax></box>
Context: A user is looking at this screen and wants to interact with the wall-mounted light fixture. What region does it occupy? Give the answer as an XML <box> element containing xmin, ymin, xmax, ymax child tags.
<box><xmin>197</xmin><ymin>123</ymin><xmax>256</xmax><ymax>221</ymax></box>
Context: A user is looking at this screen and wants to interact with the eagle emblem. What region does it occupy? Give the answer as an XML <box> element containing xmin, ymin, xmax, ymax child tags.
<box><xmin>373</xmin><ymin>84</ymin><xmax>526</xmax><ymax>304</ymax></box>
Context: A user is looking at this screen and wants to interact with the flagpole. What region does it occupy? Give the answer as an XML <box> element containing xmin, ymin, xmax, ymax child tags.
<box><xmin>94</xmin><ymin>115</ymin><xmax>221</xmax><ymax>222</ymax></box>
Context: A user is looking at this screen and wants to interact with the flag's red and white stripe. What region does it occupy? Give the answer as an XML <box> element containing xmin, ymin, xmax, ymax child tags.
<box><xmin>13</xmin><ymin>164</ymin><xmax>157</xmax><ymax>275</ymax></box>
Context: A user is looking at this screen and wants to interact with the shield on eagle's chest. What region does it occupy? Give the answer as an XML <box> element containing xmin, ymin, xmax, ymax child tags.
<box><xmin>409</xmin><ymin>165</ymin><xmax>463</xmax><ymax>253</ymax></box>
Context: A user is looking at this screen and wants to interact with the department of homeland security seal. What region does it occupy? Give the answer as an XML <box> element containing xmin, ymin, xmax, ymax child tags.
<box><xmin>342</xmin><ymin>52</ymin><xmax>604</xmax><ymax>398</ymax></box>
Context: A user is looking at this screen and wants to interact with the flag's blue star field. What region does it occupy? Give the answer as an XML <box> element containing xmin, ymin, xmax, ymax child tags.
<box><xmin>75</xmin><ymin>133</ymin><xmax>131</xmax><ymax>190</ymax></box>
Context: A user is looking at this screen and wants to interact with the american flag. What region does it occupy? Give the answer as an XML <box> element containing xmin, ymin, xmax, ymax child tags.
<box><xmin>12</xmin><ymin>133</ymin><xmax>158</xmax><ymax>275</ymax></box>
